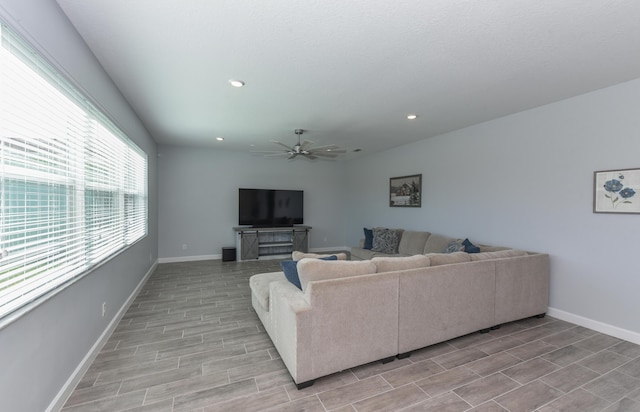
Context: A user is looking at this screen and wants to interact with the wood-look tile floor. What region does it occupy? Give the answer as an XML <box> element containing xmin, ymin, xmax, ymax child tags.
<box><xmin>62</xmin><ymin>259</ymin><xmax>640</xmax><ymax>412</ymax></box>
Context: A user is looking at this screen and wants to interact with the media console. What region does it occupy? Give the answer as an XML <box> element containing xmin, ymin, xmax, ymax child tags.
<box><xmin>233</xmin><ymin>226</ymin><xmax>311</xmax><ymax>261</ymax></box>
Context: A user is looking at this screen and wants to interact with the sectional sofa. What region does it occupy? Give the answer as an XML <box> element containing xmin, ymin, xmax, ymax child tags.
<box><xmin>249</xmin><ymin>240</ymin><xmax>550</xmax><ymax>389</ymax></box>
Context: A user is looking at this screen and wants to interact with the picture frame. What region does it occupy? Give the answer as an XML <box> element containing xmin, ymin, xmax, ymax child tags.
<box><xmin>390</xmin><ymin>174</ymin><xmax>421</xmax><ymax>207</ymax></box>
<box><xmin>593</xmin><ymin>168</ymin><xmax>640</xmax><ymax>214</ymax></box>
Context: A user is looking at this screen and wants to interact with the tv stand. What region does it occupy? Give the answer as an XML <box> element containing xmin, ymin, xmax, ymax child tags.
<box><xmin>233</xmin><ymin>226</ymin><xmax>311</xmax><ymax>261</ymax></box>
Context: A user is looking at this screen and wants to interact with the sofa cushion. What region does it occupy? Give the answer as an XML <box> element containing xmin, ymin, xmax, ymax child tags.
<box><xmin>426</xmin><ymin>251</ymin><xmax>471</xmax><ymax>266</ymax></box>
<box><xmin>372</xmin><ymin>228</ymin><xmax>401</xmax><ymax>254</ymax></box>
<box><xmin>423</xmin><ymin>233</ymin><xmax>458</xmax><ymax>253</ymax></box>
<box><xmin>397</xmin><ymin>231</ymin><xmax>431</xmax><ymax>256</ymax></box>
<box><xmin>478</xmin><ymin>245</ymin><xmax>511</xmax><ymax>252</ymax></box>
<box><xmin>297</xmin><ymin>259</ymin><xmax>377</xmax><ymax>292</ymax></box>
<box><xmin>363</xmin><ymin>228</ymin><xmax>374</xmax><ymax>250</ymax></box>
<box><xmin>445</xmin><ymin>239</ymin><xmax>465</xmax><ymax>253</ymax></box>
<box><xmin>292</xmin><ymin>251</ymin><xmax>347</xmax><ymax>261</ymax></box>
<box><xmin>281</xmin><ymin>255</ymin><xmax>338</xmax><ymax>289</ymax></box>
<box><xmin>350</xmin><ymin>247</ymin><xmax>378</xmax><ymax>260</ymax></box>
<box><xmin>470</xmin><ymin>249</ymin><xmax>528</xmax><ymax>261</ymax></box>
<box><xmin>372</xmin><ymin>255</ymin><xmax>431</xmax><ymax>273</ymax></box>
<box><xmin>462</xmin><ymin>238</ymin><xmax>481</xmax><ymax>253</ymax></box>
<box><xmin>249</xmin><ymin>271</ymin><xmax>287</xmax><ymax>312</ymax></box>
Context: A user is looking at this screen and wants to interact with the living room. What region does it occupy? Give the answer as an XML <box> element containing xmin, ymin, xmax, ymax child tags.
<box><xmin>1</xmin><ymin>1</ymin><xmax>640</xmax><ymax>411</ymax></box>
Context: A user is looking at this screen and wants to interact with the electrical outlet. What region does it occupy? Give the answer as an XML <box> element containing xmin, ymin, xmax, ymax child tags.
<box><xmin>182</xmin><ymin>244</ymin><xmax>187</xmax><ymax>250</ymax></box>
<box><xmin>102</xmin><ymin>302</ymin><xmax>106</xmax><ymax>317</ymax></box>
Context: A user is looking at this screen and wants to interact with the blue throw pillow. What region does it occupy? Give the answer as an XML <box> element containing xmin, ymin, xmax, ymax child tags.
<box><xmin>363</xmin><ymin>228</ymin><xmax>373</xmax><ymax>250</ymax></box>
<box><xmin>281</xmin><ymin>255</ymin><xmax>338</xmax><ymax>290</ymax></box>
<box><xmin>462</xmin><ymin>238</ymin><xmax>481</xmax><ymax>253</ymax></box>
<box><xmin>280</xmin><ymin>260</ymin><xmax>301</xmax><ymax>289</ymax></box>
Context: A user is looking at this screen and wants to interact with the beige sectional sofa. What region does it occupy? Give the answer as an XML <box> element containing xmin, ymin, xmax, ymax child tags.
<box><xmin>249</xmin><ymin>247</ymin><xmax>549</xmax><ymax>389</ymax></box>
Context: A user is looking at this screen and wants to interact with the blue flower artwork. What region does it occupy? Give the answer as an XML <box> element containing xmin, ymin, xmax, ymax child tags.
<box><xmin>603</xmin><ymin>176</ymin><xmax>635</xmax><ymax>208</ymax></box>
<box><xmin>595</xmin><ymin>169</ymin><xmax>640</xmax><ymax>213</ymax></box>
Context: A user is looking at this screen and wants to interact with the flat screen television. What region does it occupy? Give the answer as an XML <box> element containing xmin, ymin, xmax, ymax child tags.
<box><xmin>238</xmin><ymin>188</ymin><xmax>304</xmax><ymax>227</ymax></box>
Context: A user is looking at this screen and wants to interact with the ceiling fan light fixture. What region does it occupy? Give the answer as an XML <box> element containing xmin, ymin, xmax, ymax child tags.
<box><xmin>229</xmin><ymin>79</ymin><xmax>245</xmax><ymax>88</ymax></box>
<box><xmin>252</xmin><ymin>129</ymin><xmax>347</xmax><ymax>161</ymax></box>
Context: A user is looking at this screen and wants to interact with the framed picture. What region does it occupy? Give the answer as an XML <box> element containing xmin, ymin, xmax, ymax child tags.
<box><xmin>594</xmin><ymin>168</ymin><xmax>640</xmax><ymax>214</ymax></box>
<box><xmin>390</xmin><ymin>174</ymin><xmax>421</xmax><ymax>207</ymax></box>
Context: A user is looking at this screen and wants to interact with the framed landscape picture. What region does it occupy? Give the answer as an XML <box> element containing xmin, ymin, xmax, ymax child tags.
<box><xmin>593</xmin><ymin>168</ymin><xmax>640</xmax><ymax>214</ymax></box>
<box><xmin>390</xmin><ymin>174</ymin><xmax>421</xmax><ymax>207</ymax></box>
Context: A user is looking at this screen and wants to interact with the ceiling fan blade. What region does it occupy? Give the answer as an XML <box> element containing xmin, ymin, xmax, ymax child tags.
<box><xmin>272</xmin><ymin>141</ymin><xmax>294</xmax><ymax>151</ymax></box>
<box><xmin>251</xmin><ymin>150</ymin><xmax>287</xmax><ymax>154</ymax></box>
<box><xmin>308</xmin><ymin>144</ymin><xmax>339</xmax><ymax>151</ymax></box>
<box><xmin>310</xmin><ymin>151</ymin><xmax>338</xmax><ymax>158</ymax></box>
<box><xmin>323</xmin><ymin>148</ymin><xmax>347</xmax><ymax>154</ymax></box>
<box><xmin>264</xmin><ymin>152</ymin><xmax>292</xmax><ymax>157</ymax></box>
<box><xmin>299</xmin><ymin>140</ymin><xmax>314</xmax><ymax>151</ymax></box>
<box><xmin>303</xmin><ymin>154</ymin><xmax>318</xmax><ymax>160</ymax></box>
<box><xmin>288</xmin><ymin>153</ymin><xmax>298</xmax><ymax>160</ymax></box>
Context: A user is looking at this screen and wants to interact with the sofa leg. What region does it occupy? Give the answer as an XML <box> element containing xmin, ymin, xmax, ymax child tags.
<box><xmin>295</xmin><ymin>380</ymin><xmax>315</xmax><ymax>390</ymax></box>
<box><xmin>535</xmin><ymin>313</ymin><xmax>546</xmax><ymax>319</ymax></box>
<box><xmin>381</xmin><ymin>356</ymin><xmax>395</xmax><ymax>364</ymax></box>
<box><xmin>479</xmin><ymin>328</ymin><xmax>491</xmax><ymax>334</ymax></box>
<box><xmin>490</xmin><ymin>325</ymin><xmax>501</xmax><ymax>330</ymax></box>
<box><xmin>397</xmin><ymin>352</ymin><xmax>411</xmax><ymax>359</ymax></box>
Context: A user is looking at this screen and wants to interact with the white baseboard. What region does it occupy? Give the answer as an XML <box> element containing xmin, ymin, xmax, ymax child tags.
<box><xmin>158</xmin><ymin>254</ymin><xmax>220</xmax><ymax>263</ymax></box>
<box><xmin>548</xmin><ymin>307</ymin><xmax>640</xmax><ymax>345</ymax></box>
<box><xmin>47</xmin><ymin>261</ymin><xmax>158</xmax><ymax>412</ymax></box>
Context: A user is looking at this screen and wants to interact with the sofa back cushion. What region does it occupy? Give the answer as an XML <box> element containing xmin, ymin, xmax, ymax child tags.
<box><xmin>372</xmin><ymin>255</ymin><xmax>431</xmax><ymax>273</ymax></box>
<box><xmin>426</xmin><ymin>251</ymin><xmax>471</xmax><ymax>266</ymax></box>
<box><xmin>470</xmin><ymin>249</ymin><xmax>528</xmax><ymax>261</ymax></box>
<box><xmin>297</xmin><ymin>259</ymin><xmax>377</xmax><ymax>292</ymax></box>
<box><xmin>423</xmin><ymin>233</ymin><xmax>458</xmax><ymax>253</ymax></box>
<box><xmin>397</xmin><ymin>231</ymin><xmax>431</xmax><ymax>256</ymax></box>
<box><xmin>292</xmin><ymin>251</ymin><xmax>348</xmax><ymax>261</ymax></box>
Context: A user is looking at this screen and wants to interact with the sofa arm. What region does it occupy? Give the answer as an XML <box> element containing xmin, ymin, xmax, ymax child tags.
<box><xmin>269</xmin><ymin>273</ymin><xmax>399</xmax><ymax>385</ymax></box>
<box><xmin>268</xmin><ymin>281</ymin><xmax>313</xmax><ymax>384</ymax></box>
<box><xmin>494</xmin><ymin>253</ymin><xmax>550</xmax><ymax>324</ymax></box>
<box><xmin>302</xmin><ymin>274</ymin><xmax>399</xmax><ymax>381</ymax></box>
<box><xmin>270</xmin><ymin>280</ymin><xmax>311</xmax><ymax>314</ymax></box>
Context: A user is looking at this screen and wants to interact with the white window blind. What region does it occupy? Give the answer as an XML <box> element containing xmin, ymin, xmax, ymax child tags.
<box><xmin>0</xmin><ymin>22</ymin><xmax>148</xmax><ymax>320</ymax></box>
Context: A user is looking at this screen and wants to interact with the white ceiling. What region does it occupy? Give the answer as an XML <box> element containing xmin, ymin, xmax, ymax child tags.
<box><xmin>56</xmin><ymin>0</ymin><xmax>640</xmax><ymax>158</ymax></box>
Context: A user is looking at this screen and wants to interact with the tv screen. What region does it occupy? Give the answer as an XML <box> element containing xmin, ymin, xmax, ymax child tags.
<box><xmin>239</xmin><ymin>188</ymin><xmax>304</xmax><ymax>227</ymax></box>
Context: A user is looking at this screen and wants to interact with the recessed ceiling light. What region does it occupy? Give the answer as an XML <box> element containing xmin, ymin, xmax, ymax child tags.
<box><xmin>216</xmin><ymin>137</ymin><xmax>224</xmax><ymax>141</ymax></box>
<box><xmin>229</xmin><ymin>80</ymin><xmax>245</xmax><ymax>88</ymax></box>
<box><xmin>407</xmin><ymin>114</ymin><xmax>418</xmax><ymax>120</ymax></box>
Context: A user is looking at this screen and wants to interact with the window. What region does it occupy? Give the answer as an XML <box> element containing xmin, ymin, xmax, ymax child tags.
<box><xmin>0</xmin><ymin>23</ymin><xmax>148</xmax><ymax>320</ymax></box>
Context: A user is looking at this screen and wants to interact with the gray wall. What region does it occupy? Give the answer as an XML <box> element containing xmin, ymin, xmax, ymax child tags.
<box><xmin>345</xmin><ymin>78</ymin><xmax>640</xmax><ymax>341</ymax></box>
<box><xmin>0</xmin><ymin>1</ymin><xmax>158</xmax><ymax>411</ymax></box>
<box><xmin>157</xmin><ymin>145</ymin><xmax>347</xmax><ymax>260</ymax></box>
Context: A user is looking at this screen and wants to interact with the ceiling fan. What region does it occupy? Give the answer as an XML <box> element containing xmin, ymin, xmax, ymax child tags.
<box><xmin>253</xmin><ymin>129</ymin><xmax>347</xmax><ymax>160</ymax></box>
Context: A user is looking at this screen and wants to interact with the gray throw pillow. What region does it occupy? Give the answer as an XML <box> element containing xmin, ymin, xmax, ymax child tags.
<box><xmin>445</xmin><ymin>239</ymin><xmax>465</xmax><ymax>253</ymax></box>
<box><xmin>371</xmin><ymin>228</ymin><xmax>400</xmax><ymax>254</ymax></box>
